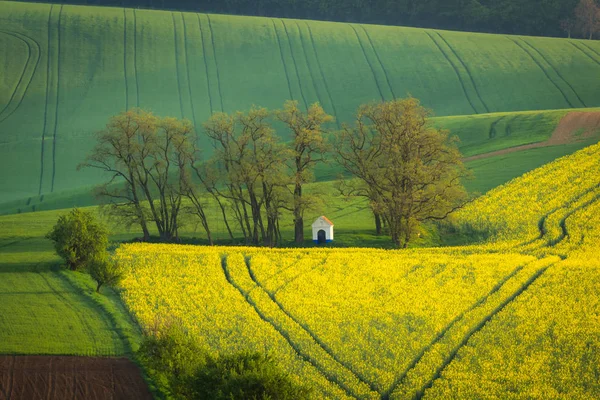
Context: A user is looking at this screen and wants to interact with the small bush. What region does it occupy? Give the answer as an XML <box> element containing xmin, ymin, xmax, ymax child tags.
<box><xmin>46</xmin><ymin>208</ymin><xmax>108</xmax><ymax>271</ymax></box>
<box><xmin>88</xmin><ymin>254</ymin><xmax>125</xmax><ymax>293</ymax></box>
<box><xmin>137</xmin><ymin>326</ymin><xmax>311</xmax><ymax>400</ymax></box>
<box><xmin>190</xmin><ymin>352</ymin><xmax>312</xmax><ymax>400</ymax></box>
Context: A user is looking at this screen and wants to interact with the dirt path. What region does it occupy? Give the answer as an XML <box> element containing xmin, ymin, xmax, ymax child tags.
<box><xmin>464</xmin><ymin>111</ymin><xmax>600</xmax><ymax>162</ymax></box>
<box><xmin>0</xmin><ymin>356</ymin><xmax>152</xmax><ymax>400</ymax></box>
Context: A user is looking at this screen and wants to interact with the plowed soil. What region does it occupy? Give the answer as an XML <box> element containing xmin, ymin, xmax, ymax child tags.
<box><xmin>465</xmin><ymin>111</ymin><xmax>600</xmax><ymax>161</ymax></box>
<box><xmin>0</xmin><ymin>356</ymin><xmax>152</xmax><ymax>400</ymax></box>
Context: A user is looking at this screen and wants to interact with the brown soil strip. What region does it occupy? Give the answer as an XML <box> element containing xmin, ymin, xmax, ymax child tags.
<box><xmin>0</xmin><ymin>356</ymin><xmax>151</xmax><ymax>400</ymax></box>
<box><xmin>464</xmin><ymin>111</ymin><xmax>600</xmax><ymax>162</ymax></box>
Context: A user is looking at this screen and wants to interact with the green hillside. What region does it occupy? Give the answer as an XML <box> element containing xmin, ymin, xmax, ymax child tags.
<box><xmin>2</xmin><ymin>1</ymin><xmax>600</xmax><ymax>206</ymax></box>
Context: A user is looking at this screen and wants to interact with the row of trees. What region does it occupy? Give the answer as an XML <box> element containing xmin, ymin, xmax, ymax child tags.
<box><xmin>16</xmin><ymin>0</ymin><xmax>600</xmax><ymax>39</ymax></box>
<box><xmin>82</xmin><ymin>98</ymin><xmax>467</xmax><ymax>248</ymax></box>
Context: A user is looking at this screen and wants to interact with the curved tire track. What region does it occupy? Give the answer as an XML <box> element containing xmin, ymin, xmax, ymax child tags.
<box><xmin>411</xmin><ymin>262</ymin><xmax>554</xmax><ymax>399</ymax></box>
<box><xmin>206</xmin><ymin>14</ymin><xmax>224</xmax><ymax>112</ymax></box>
<box><xmin>271</xmin><ymin>19</ymin><xmax>294</xmax><ymax>102</ymax></box>
<box><xmin>280</xmin><ymin>19</ymin><xmax>308</xmax><ymax>110</ymax></box>
<box><xmin>305</xmin><ymin>22</ymin><xmax>341</xmax><ymax>129</ymax></box>
<box><xmin>507</xmin><ymin>37</ymin><xmax>575</xmax><ymax>108</ymax></box>
<box><xmin>0</xmin><ymin>31</ymin><xmax>41</xmax><ymax>123</ymax></box>
<box><xmin>520</xmin><ymin>38</ymin><xmax>586</xmax><ymax>108</ymax></box>
<box><xmin>245</xmin><ymin>255</ymin><xmax>382</xmax><ymax>394</ymax></box>
<box><xmin>361</xmin><ymin>26</ymin><xmax>396</xmax><ymax>100</ymax></box>
<box><xmin>220</xmin><ymin>255</ymin><xmax>363</xmax><ymax>399</ymax></box>
<box><xmin>349</xmin><ymin>24</ymin><xmax>385</xmax><ymax>102</ymax></box>
<box><xmin>426</xmin><ymin>31</ymin><xmax>478</xmax><ymax>114</ymax></box>
<box><xmin>382</xmin><ymin>262</ymin><xmax>526</xmax><ymax>399</ymax></box>
<box><xmin>196</xmin><ymin>14</ymin><xmax>215</xmax><ymax>114</ymax></box>
<box><xmin>435</xmin><ymin>32</ymin><xmax>489</xmax><ymax>113</ymax></box>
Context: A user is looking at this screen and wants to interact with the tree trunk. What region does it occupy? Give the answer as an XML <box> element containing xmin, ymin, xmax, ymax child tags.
<box><xmin>96</xmin><ymin>282</ymin><xmax>102</xmax><ymax>293</ymax></box>
<box><xmin>294</xmin><ymin>183</ymin><xmax>304</xmax><ymax>244</ymax></box>
<box><xmin>374</xmin><ymin>213</ymin><xmax>382</xmax><ymax>236</ymax></box>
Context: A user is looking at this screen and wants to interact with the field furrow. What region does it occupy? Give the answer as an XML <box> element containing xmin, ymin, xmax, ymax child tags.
<box><xmin>270</xmin><ymin>19</ymin><xmax>295</xmax><ymax>103</ymax></box>
<box><xmin>172</xmin><ymin>12</ymin><xmax>192</xmax><ymax>120</ymax></box>
<box><xmin>508</xmin><ymin>37</ymin><xmax>578</xmax><ymax>108</ymax></box>
<box><xmin>434</xmin><ymin>32</ymin><xmax>489</xmax><ymax>113</ymax></box>
<box><xmin>520</xmin><ymin>38</ymin><xmax>586</xmax><ymax>108</ymax></box>
<box><xmin>294</xmin><ymin>22</ymin><xmax>329</xmax><ymax>114</ymax></box>
<box><xmin>223</xmin><ymin>253</ymin><xmax>379</xmax><ymax>399</ymax></box>
<box><xmin>198</xmin><ymin>14</ymin><xmax>223</xmax><ymax>113</ymax></box>
<box><xmin>360</xmin><ymin>25</ymin><xmax>396</xmax><ymax>100</ymax></box>
<box><xmin>123</xmin><ymin>8</ymin><xmax>138</xmax><ymax>109</ymax></box>
<box><xmin>390</xmin><ymin>257</ymin><xmax>558</xmax><ymax>399</ymax></box>
<box><xmin>348</xmin><ymin>24</ymin><xmax>385</xmax><ymax>102</ymax></box>
<box><xmin>279</xmin><ymin>19</ymin><xmax>309</xmax><ymax>109</ymax></box>
<box><xmin>39</xmin><ymin>4</ymin><xmax>61</xmax><ymax>196</ymax></box>
<box><xmin>425</xmin><ymin>32</ymin><xmax>479</xmax><ymax>114</ymax></box>
<box><xmin>570</xmin><ymin>41</ymin><xmax>600</xmax><ymax>68</ymax></box>
<box><xmin>0</xmin><ymin>32</ymin><xmax>40</xmax><ymax>124</ymax></box>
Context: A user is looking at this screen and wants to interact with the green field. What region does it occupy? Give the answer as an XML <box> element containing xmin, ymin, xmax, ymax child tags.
<box><xmin>2</xmin><ymin>0</ymin><xmax>600</xmax><ymax>207</ymax></box>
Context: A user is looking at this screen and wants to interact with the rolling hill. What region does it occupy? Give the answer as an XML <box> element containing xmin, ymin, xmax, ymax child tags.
<box><xmin>2</xmin><ymin>1</ymin><xmax>600</xmax><ymax>207</ymax></box>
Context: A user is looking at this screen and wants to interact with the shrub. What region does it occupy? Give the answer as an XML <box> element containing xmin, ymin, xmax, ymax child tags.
<box><xmin>137</xmin><ymin>326</ymin><xmax>311</xmax><ymax>400</ymax></box>
<box><xmin>88</xmin><ymin>253</ymin><xmax>125</xmax><ymax>293</ymax></box>
<box><xmin>46</xmin><ymin>209</ymin><xmax>108</xmax><ymax>271</ymax></box>
<box><xmin>190</xmin><ymin>351</ymin><xmax>312</xmax><ymax>400</ymax></box>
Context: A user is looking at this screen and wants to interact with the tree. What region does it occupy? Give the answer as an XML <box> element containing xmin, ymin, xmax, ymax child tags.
<box><xmin>80</xmin><ymin>109</ymin><xmax>198</xmax><ymax>242</ymax></box>
<box><xmin>204</xmin><ymin>107</ymin><xmax>290</xmax><ymax>246</ymax></box>
<box><xmin>46</xmin><ymin>209</ymin><xmax>108</xmax><ymax>271</ymax></box>
<box><xmin>88</xmin><ymin>253</ymin><xmax>125</xmax><ymax>293</ymax></box>
<box><xmin>561</xmin><ymin>17</ymin><xmax>575</xmax><ymax>37</ymax></box>
<box><xmin>276</xmin><ymin>101</ymin><xmax>333</xmax><ymax>244</ymax></box>
<box><xmin>335</xmin><ymin>98</ymin><xmax>469</xmax><ymax>248</ymax></box>
<box><xmin>575</xmin><ymin>0</ymin><xmax>600</xmax><ymax>39</ymax></box>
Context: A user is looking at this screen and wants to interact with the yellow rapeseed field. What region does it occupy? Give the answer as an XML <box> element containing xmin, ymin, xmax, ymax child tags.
<box><xmin>116</xmin><ymin>143</ymin><xmax>600</xmax><ymax>399</ymax></box>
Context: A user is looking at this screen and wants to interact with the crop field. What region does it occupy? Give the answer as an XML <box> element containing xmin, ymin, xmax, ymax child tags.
<box><xmin>110</xmin><ymin>143</ymin><xmax>600</xmax><ymax>399</ymax></box>
<box><xmin>2</xmin><ymin>1</ymin><xmax>600</xmax><ymax>206</ymax></box>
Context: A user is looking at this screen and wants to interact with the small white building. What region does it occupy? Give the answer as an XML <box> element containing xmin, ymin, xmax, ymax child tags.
<box><xmin>312</xmin><ymin>216</ymin><xmax>334</xmax><ymax>244</ymax></box>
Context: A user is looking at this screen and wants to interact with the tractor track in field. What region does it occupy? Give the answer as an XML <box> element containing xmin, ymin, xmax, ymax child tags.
<box><xmin>34</xmin><ymin>263</ymin><xmax>102</xmax><ymax>355</ymax></box>
<box><xmin>244</xmin><ymin>255</ymin><xmax>381</xmax><ymax>394</ymax></box>
<box><xmin>520</xmin><ymin>38</ymin><xmax>586</xmax><ymax>107</ymax></box>
<box><xmin>305</xmin><ymin>22</ymin><xmax>341</xmax><ymax>129</ymax></box>
<box><xmin>196</xmin><ymin>14</ymin><xmax>215</xmax><ymax>114</ymax></box>
<box><xmin>271</xmin><ymin>19</ymin><xmax>295</xmax><ymax>103</ymax></box>
<box><xmin>219</xmin><ymin>255</ymin><xmax>364</xmax><ymax>399</ymax></box>
<box><xmin>296</xmin><ymin>23</ymin><xmax>326</xmax><ymax>113</ymax></box>
<box><xmin>382</xmin><ymin>262</ymin><xmax>526</xmax><ymax>399</ymax></box>
<box><xmin>181</xmin><ymin>13</ymin><xmax>199</xmax><ymax>134</ymax></box>
<box><xmin>507</xmin><ymin>37</ymin><xmax>576</xmax><ymax>108</ymax></box>
<box><xmin>280</xmin><ymin>20</ymin><xmax>308</xmax><ymax>110</ymax></box>
<box><xmin>361</xmin><ymin>25</ymin><xmax>396</xmax><ymax>100</ymax></box>
<box><xmin>123</xmin><ymin>8</ymin><xmax>140</xmax><ymax>109</ymax></box>
<box><xmin>570</xmin><ymin>41</ymin><xmax>600</xmax><ymax>68</ymax></box>
<box><xmin>133</xmin><ymin>9</ymin><xmax>140</xmax><ymax>107</ymax></box>
<box><xmin>271</xmin><ymin>254</ymin><xmax>330</xmax><ymax>296</ymax></box>
<box><xmin>349</xmin><ymin>24</ymin><xmax>385</xmax><ymax>102</ymax></box>
<box><xmin>172</xmin><ymin>12</ymin><xmax>186</xmax><ymax>120</ymax></box>
<box><xmin>0</xmin><ymin>31</ymin><xmax>41</xmax><ymax>124</ymax></box>
<box><xmin>435</xmin><ymin>32</ymin><xmax>489</xmax><ymax>113</ymax></box>
<box><xmin>206</xmin><ymin>14</ymin><xmax>224</xmax><ymax>112</ymax></box>
<box><xmin>123</xmin><ymin>9</ymin><xmax>129</xmax><ymax>110</ymax></box>
<box><xmin>426</xmin><ymin>32</ymin><xmax>479</xmax><ymax>115</ymax></box>
<box><xmin>580</xmin><ymin>41</ymin><xmax>600</xmax><ymax>59</ymax></box>
<box><xmin>410</xmin><ymin>262</ymin><xmax>555</xmax><ymax>399</ymax></box>
<box><xmin>464</xmin><ymin>111</ymin><xmax>600</xmax><ymax>162</ymax></box>
<box><xmin>50</xmin><ymin>5</ymin><xmax>63</xmax><ymax>194</ymax></box>
<box><xmin>488</xmin><ymin>115</ymin><xmax>507</xmax><ymax>139</ymax></box>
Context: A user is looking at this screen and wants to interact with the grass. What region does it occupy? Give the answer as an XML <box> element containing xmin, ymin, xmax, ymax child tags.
<box><xmin>0</xmin><ymin>217</ymin><xmax>143</xmax><ymax>356</ymax></box>
<box><xmin>2</xmin><ymin>1</ymin><xmax>600</xmax><ymax>205</ymax></box>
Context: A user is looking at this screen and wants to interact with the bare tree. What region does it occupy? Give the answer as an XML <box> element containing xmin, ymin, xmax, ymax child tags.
<box><xmin>204</xmin><ymin>107</ymin><xmax>290</xmax><ymax>246</ymax></box>
<box><xmin>561</xmin><ymin>17</ymin><xmax>575</xmax><ymax>38</ymax></box>
<box><xmin>335</xmin><ymin>98</ymin><xmax>469</xmax><ymax>248</ymax></box>
<box><xmin>81</xmin><ymin>109</ymin><xmax>196</xmax><ymax>242</ymax></box>
<box><xmin>575</xmin><ymin>0</ymin><xmax>600</xmax><ymax>39</ymax></box>
<box><xmin>276</xmin><ymin>101</ymin><xmax>333</xmax><ymax>244</ymax></box>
